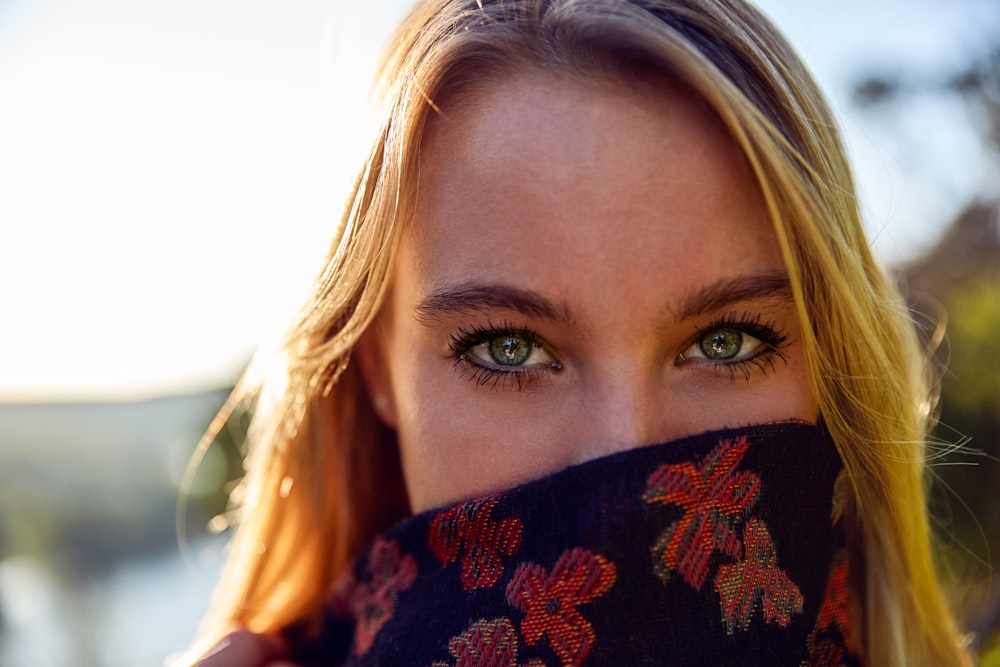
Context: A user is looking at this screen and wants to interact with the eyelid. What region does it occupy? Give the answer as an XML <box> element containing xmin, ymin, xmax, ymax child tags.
<box><xmin>448</xmin><ymin>322</ymin><xmax>549</xmax><ymax>359</ymax></box>
<box><xmin>683</xmin><ymin>311</ymin><xmax>789</xmax><ymax>351</ymax></box>
<box><xmin>676</xmin><ymin>311</ymin><xmax>791</xmax><ymax>381</ymax></box>
<box><xmin>447</xmin><ymin>321</ymin><xmax>561</xmax><ymax>391</ymax></box>
<box><xmin>466</xmin><ymin>337</ymin><xmax>556</xmax><ymax>369</ymax></box>
<box><xmin>683</xmin><ymin>328</ymin><xmax>764</xmax><ymax>362</ymax></box>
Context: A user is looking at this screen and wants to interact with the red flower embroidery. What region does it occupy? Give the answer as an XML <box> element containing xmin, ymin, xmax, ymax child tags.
<box><xmin>713</xmin><ymin>518</ymin><xmax>804</xmax><ymax>634</ymax></box>
<box><xmin>809</xmin><ymin>641</ymin><xmax>846</xmax><ymax>667</ymax></box>
<box><xmin>430</xmin><ymin>618</ymin><xmax>550</xmax><ymax>667</ymax></box>
<box><xmin>643</xmin><ymin>436</ymin><xmax>761</xmax><ymax>589</ymax></box>
<box><xmin>431</xmin><ymin>617</ymin><xmax>519</xmax><ymax>667</ymax></box>
<box><xmin>506</xmin><ymin>548</ymin><xmax>617</xmax><ymax>667</ymax></box>
<box><xmin>429</xmin><ymin>494</ymin><xmax>523</xmax><ymax>591</ymax></box>
<box><xmin>349</xmin><ymin>538</ymin><xmax>418</xmax><ymax>655</ymax></box>
<box><xmin>806</xmin><ymin>549</ymin><xmax>859</xmax><ymax>665</ymax></box>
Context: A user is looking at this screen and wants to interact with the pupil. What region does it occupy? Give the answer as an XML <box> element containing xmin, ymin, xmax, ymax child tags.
<box><xmin>489</xmin><ymin>335</ymin><xmax>531</xmax><ymax>366</ymax></box>
<box><xmin>700</xmin><ymin>329</ymin><xmax>742</xmax><ymax>360</ymax></box>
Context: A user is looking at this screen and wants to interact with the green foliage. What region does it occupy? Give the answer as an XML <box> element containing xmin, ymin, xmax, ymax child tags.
<box><xmin>981</xmin><ymin>629</ymin><xmax>1000</xmax><ymax>667</ymax></box>
<box><xmin>929</xmin><ymin>275</ymin><xmax>1000</xmax><ymax>656</ymax></box>
<box><xmin>945</xmin><ymin>280</ymin><xmax>1000</xmax><ymax>417</ymax></box>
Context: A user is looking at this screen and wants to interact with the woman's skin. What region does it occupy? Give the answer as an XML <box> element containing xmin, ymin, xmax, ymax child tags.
<box><xmin>200</xmin><ymin>70</ymin><xmax>819</xmax><ymax>665</ymax></box>
<box><xmin>360</xmin><ymin>71</ymin><xmax>818</xmax><ymax>512</ymax></box>
<box><xmin>193</xmin><ymin>629</ymin><xmax>292</xmax><ymax>667</ymax></box>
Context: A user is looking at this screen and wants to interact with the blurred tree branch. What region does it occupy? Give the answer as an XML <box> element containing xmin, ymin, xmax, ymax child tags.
<box><xmin>852</xmin><ymin>43</ymin><xmax>1000</xmax><ymax>154</ymax></box>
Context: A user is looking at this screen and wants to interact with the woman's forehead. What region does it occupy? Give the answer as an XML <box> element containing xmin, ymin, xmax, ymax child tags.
<box><xmin>399</xmin><ymin>69</ymin><xmax>782</xmax><ymax>321</ymax></box>
<box><xmin>419</xmin><ymin>64</ymin><xmax>707</xmax><ymax>150</ymax></box>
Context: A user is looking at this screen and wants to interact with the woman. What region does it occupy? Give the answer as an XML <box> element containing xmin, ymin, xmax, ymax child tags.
<box><xmin>180</xmin><ymin>0</ymin><xmax>970</xmax><ymax>665</ymax></box>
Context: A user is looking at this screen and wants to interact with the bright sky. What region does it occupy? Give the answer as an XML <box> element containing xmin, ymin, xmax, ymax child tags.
<box><xmin>1</xmin><ymin>0</ymin><xmax>997</xmax><ymax>402</ymax></box>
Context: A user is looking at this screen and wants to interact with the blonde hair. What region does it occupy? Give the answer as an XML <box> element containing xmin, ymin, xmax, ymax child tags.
<box><xmin>186</xmin><ymin>1</ymin><xmax>970</xmax><ymax>665</ymax></box>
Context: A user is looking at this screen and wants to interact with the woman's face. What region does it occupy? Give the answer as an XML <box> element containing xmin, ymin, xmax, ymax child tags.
<box><xmin>360</xmin><ymin>71</ymin><xmax>818</xmax><ymax>512</ymax></box>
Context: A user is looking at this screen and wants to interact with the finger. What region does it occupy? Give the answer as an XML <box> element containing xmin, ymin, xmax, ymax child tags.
<box><xmin>195</xmin><ymin>629</ymin><xmax>287</xmax><ymax>667</ymax></box>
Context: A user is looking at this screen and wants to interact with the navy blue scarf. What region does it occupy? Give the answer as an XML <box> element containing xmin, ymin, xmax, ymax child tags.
<box><xmin>291</xmin><ymin>422</ymin><xmax>861</xmax><ymax>666</ymax></box>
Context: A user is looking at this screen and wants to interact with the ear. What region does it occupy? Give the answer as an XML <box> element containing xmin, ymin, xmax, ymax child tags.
<box><xmin>355</xmin><ymin>325</ymin><xmax>399</xmax><ymax>429</ymax></box>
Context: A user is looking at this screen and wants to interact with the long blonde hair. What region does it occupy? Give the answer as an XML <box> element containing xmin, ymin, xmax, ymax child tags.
<box><xmin>189</xmin><ymin>1</ymin><xmax>969</xmax><ymax>664</ymax></box>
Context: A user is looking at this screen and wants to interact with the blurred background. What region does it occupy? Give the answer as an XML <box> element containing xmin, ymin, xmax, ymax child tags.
<box><xmin>0</xmin><ymin>0</ymin><xmax>998</xmax><ymax>664</ymax></box>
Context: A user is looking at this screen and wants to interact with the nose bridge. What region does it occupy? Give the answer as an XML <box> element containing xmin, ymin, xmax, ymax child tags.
<box><xmin>572</xmin><ymin>362</ymin><xmax>683</xmax><ymax>461</ymax></box>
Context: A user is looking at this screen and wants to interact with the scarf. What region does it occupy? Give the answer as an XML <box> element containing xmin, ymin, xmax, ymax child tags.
<box><xmin>290</xmin><ymin>422</ymin><xmax>861</xmax><ymax>666</ymax></box>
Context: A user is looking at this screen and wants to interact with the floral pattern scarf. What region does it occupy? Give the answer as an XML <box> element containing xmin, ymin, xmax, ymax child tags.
<box><xmin>289</xmin><ymin>422</ymin><xmax>861</xmax><ymax>666</ymax></box>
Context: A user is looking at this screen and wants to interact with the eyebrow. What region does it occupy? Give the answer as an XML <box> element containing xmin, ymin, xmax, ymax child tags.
<box><xmin>415</xmin><ymin>272</ymin><xmax>794</xmax><ymax>326</ymax></box>
<box><xmin>673</xmin><ymin>271</ymin><xmax>793</xmax><ymax>320</ymax></box>
<box><xmin>415</xmin><ymin>283</ymin><xmax>572</xmax><ymax>326</ymax></box>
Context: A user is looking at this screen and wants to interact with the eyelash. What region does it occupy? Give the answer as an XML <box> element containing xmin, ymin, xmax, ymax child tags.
<box><xmin>448</xmin><ymin>320</ymin><xmax>554</xmax><ymax>391</ymax></box>
<box><xmin>683</xmin><ymin>311</ymin><xmax>791</xmax><ymax>383</ymax></box>
<box><xmin>447</xmin><ymin>312</ymin><xmax>791</xmax><ymax>391</ymax></box>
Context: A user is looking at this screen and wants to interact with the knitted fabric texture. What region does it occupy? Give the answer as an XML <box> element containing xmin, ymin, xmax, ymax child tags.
<box><xmin>290</xmin><ymin>422</ymin><xmax>860</xmax><ymax>666</ymax></box>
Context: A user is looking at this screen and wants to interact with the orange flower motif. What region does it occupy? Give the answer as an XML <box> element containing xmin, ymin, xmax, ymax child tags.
<box><xmin>431</xmin><ymin>617</ymin><xmax>519</xmax><ymax>667</ymax></box>
<box><xmin>643</xmin><ymin>436</ymin><xmax>760</xmax><ymax>589</ymax></box>
<box><xmin>505</xmin><ymin>548</ymin><xmax>617</xmax><ymax>667</ymax></box>
<box><xmin>713</xmin><ymin>518</ymin><xmax>804</xmax><ymax>634</ymax></box>
<box><xmin>349</xmin><ymin>538</ymin><xmax>418</xmax><ymax>655</ymax></box>
<box><xmin>430</xmin><ymin>618</ymin><xmax>550</xmax><ymax>667</ymax></box>
<box><xmin>806</xmin><ymin>549</ymin><xmax>859</xmax><ymax>665</ymax></box>
<box><xmin>429</xmin><ymin>494</ymin><xmax>524</xmax><ymax>591</ymax></box>
<box><xmin>808</xmin><ymin>641</ymin><xmax>846</xmax><ymax>667</ymax></box>
<box><xmin>431</xmin><ymin>618</ymin><xmax>517</xmax><ymax>667</ymax></box>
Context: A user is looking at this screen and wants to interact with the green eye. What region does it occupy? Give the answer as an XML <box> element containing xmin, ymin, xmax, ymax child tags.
<box><xmin>488</xmin><ymin>335</ymin><xmax>532</xmax><ymax>366</ymax></box>
<box><xmin>449</xmin><ymin>324</ymin><xmax>560</xmax><ymax>391</ymax></box>
<box><xmin>699</xmin><ymin>328</ymin><xmax>744</xmax><ymax>360</ymax></box>
<box><xmin>677</xmin><ymin>315</ymin><xmax>790</xmax><ymax>382</ymax></box>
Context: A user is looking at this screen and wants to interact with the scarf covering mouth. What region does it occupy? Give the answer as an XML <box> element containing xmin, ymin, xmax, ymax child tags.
<box><xmin>290</xmin><ymin>422</ymin><xmax>862</xmax><ymax>666</ymax></box>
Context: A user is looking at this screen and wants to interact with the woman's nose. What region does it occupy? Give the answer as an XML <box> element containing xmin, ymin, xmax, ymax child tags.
<box><xmin>567</xmin><ymin>369</ymin><xmax>690</xmax><ymax>463</ymax></box>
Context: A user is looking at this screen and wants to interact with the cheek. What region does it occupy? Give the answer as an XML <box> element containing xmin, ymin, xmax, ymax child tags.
<box><xmin>394</xmin><ymin>400</ymin><xmax>498</xmax><ymax>506</ymax></box>
<box><xmin>719</xmin><ymin>355</ymin><xmax>818</xmax><ymax>427</ymax></box>
<box><xmin>385</xmin><ymin>344</ymin><xmax>510</xmax><ymax>511</ymax></box>
<box><xmin>767</xmin><ymin>345</ymin><xmax>819</xmax><ymax>420</ymax></box>
<box><xmin>393</xmin><ymin>380</ymin><xmax>575</xmax><ymax>512</ymax></box>
<box><xmin>786</xmin><ymin>363</ymin><xmax>819</xmax><ymax>421</ymax></box>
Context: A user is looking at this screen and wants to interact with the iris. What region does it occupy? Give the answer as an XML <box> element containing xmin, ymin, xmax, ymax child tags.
<box><xmin>489</xmin><ymin>335</ymin><xmax>532</xmax><ymax>366</ymax></box>
<box><xmin>700</xmin><ymin>329</ymin><xmax>743</xmax><ymax>360</ymax></box>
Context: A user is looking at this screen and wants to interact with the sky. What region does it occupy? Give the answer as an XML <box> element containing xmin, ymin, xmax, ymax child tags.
<box><xmin>0</xmin><ymin>0</ymin><xmax>998</xmax><ymax>403</ymax></box>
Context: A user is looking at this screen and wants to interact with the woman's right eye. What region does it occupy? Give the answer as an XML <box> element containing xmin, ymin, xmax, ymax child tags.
<box><xmin>464</xmin><ymin>331</ymin><xmax>556</xmax><ymax>369</ymax></box>
<box><xmin>447</xmin><ymin>325</ymin><xmax>561</xmax><ymax>391</ymax></box>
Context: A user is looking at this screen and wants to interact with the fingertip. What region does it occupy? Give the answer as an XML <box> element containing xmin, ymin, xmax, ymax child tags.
<box><xmin>194</xmin><ymin>628</ymin><xmax>288</xmax><ymax>667</ymax></box>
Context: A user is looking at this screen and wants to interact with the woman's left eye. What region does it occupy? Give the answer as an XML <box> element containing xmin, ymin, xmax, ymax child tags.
<box><xmin>691</xmin><ymin>327</ymin><xmax>763</xmax><ymax>362</ymax></box>
<box><xmin>679</xmin><ymin>314</ymin><xmax>790</xmax><ymax>371</ymax></box>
